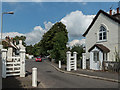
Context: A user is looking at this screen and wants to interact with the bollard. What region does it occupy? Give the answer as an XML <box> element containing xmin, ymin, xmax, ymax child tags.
<box><xmin>59</xmin><ymin>61</ymin><xmax>61</xmax><ymax>68</ymax></box>
<box><xmin>32</xmin><ymin>68</ymin><xmax>37</xmax><ymax>87</ymax></box>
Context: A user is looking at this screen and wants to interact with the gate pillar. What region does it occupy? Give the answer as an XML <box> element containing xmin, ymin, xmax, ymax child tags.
<box><xmin>20</xmin><ymin>49</ymin><xmax>26</xmax><ymax>77</ymax></box>
<box><xmin>1</xmin><ymin>49</ymin><xmax>7</xmax><ymax>78</ymax></box>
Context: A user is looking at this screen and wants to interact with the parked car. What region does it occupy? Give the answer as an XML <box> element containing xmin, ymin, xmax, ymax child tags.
<box><xmin>35</xmin><ymin>56</ymin><xmax>42</xmax><ymax>62</ymax></box>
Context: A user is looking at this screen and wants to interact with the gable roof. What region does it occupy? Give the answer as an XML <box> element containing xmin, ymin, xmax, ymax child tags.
<box><xmin>88</xmin><ymin>44</ymin><xmax>110</xmax><ymax>53</ymax></box>
<box><xmin>83</xmin><ymin>10</ymin><xmax>120</xmax><ymax>37</ymax></box>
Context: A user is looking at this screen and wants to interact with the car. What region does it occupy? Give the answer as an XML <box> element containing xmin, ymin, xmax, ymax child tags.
<box><xmin>35</xmin><ymin>56</ymin><xmax>42</xmax><ymax>62</ymax></box>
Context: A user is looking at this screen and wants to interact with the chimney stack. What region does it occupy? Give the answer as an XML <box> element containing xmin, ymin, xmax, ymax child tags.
<box><xmin>109</xmin><ymin>9</ymin><xmax>112</xmax><ymax>15</ymax></box>
<box><xmin>117</xmin><ymin>7</ymin><xmax>119</xmax><ymax>14</ymax></box>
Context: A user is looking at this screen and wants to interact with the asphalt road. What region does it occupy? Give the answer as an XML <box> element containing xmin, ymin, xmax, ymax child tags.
<box><xmin>26</xmin><ymin>59</ymin><xmax>119</xmax><ymax>88</ymax></box>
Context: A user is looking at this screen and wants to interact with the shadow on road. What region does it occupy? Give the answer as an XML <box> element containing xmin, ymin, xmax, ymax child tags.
<box><xmin>2</xmin><ymin>76</ymin><xmax>23</xmax><ymax>89</ymax></box>
<box><xmin>2</xmin><ymin>71</ymin><xmax>33</xmax><ymax>89</ymax></box>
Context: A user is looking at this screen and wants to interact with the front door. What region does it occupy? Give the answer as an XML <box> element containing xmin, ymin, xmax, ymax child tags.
<box><xmin>93</xmin><ymin>51</ymin><xmax>100</xmax><ymax>70</ymax></box>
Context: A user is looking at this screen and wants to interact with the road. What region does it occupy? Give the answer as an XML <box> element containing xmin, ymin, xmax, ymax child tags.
<box><xmin>26</xmin><ymin>59</ymin><xmax>118</xmax><ymax>88</ymax></box>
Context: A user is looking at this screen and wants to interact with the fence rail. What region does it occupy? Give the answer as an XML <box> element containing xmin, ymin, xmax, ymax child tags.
<box><xmin>1</xmin><ymin>48</ymin><xmax>26</xmax><ymax>78</ymax></box>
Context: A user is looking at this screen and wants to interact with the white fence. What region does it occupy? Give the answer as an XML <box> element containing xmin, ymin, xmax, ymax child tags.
<box><xmin>66</xmin><ymin>51</ymin><xmax>77</xmax><ymax>71</ymax></box>
<box><xmin>1</xmin><ymin>49</ymin><xmax>25</xmax><ymax>78</ymax></box>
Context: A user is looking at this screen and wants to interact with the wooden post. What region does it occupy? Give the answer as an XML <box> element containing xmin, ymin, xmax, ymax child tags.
<box><xmin>59</xmin><ymin>61</ymin><xmax>61</xmax><ymax>68</ymax></box>
<box><xmin>20</xmin><ymin>49</ymin><xmax>25</xmax><ymax>77</ymax></box>
<box><xmin>1</xmin><ymin>49</ymin><xmax>7</xmax><ymax>78</ymax></box>
<box><xmin>73</xmin><ymin>52</ymin><xmax>77</xmax><ymax>70</ymax></box>
<box><xmin>82</xmin><ymin>53</ymin><xmax>86</xmax><ymax>69</ymax></box>
<box><xmin>67</xmin><ymin>51</ymin><xmax>71</xmax><ymax>71</ymax></box>
<box><xmin>32</xmin><ymin>68</ymin><xmax>37</xmax><ymax>87</ymax></box>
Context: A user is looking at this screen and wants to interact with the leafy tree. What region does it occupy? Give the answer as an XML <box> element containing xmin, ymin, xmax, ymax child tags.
<box><xmin>26</xmin><ymin>45</ymin><xmax>34</xmax><ymax>55</ymax></box>
<box><xmin>13</xmin><ymin>36</ymin><xmax>26</xmax><ymax>46</ymax></box>
<box><xmin>39</xmin><ymin>22</ymin><xmax>68</xmax><ymax>63</ymax></box>
<box><xmin>70</xmin><ymin>44</ymin><xmax>85</xmax><ymax>60</ymax></box>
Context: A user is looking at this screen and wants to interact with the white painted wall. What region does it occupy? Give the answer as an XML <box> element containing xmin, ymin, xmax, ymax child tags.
<box><xmin>86</xmin><ymin>13</ymin><xmax>119</xmax><ymax>61</ymax></box>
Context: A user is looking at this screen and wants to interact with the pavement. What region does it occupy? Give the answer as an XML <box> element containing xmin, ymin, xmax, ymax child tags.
<box><xmin>45</xmin><ymin>60</ymin><xmax>120</xmax><ymax>83</ymax></box>
<box><xmin>2</xmin><ymin>60</ymin><xmax>44</xmax><ymax>89</ymax></box>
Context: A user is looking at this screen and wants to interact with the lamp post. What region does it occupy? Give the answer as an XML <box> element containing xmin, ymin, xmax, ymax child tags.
<box><xmin>0</xmin><ymin>11</ymin><xmax>14</xmax><ymax>49</ymax></box>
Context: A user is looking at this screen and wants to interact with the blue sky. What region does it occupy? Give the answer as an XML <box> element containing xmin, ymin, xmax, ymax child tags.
<box><xmin>1</xmin><ymin>2</ymin><xmax>119</xmax><ymax>45</ymax></box>
<box><xmin>2</xmin><ymin>2</ymin><xmax>118</xmax><ymax>33</ymax></box>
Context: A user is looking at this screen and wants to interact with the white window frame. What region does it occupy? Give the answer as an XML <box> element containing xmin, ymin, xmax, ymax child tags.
<box><xmin>98</xmin><ymin>24</ymin><xmax>108</xmax><ymax>42</ymax></box>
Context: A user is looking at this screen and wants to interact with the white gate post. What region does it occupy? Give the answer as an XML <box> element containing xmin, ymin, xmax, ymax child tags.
<box><xmin>32</xmin><ymin>68</ymin><xmax>37</xmax><ymax>87</ymax></box>
<box><xmin>1</xmin><ymin>49</ymin><xmax>7</xmax><ymax>78</ymax></box>
<box><xmin>59</xmin><ymin>60</ymin><xmax>61</xmax><ymax>68</ymax></box>
<box><xmin>67</xmin><ymin>51</ymin><xmax>71</xmax><ymax>71</ymax></box>
<box><xmin>82</xmin><ymin>53</ymin><xmax>86</xmax><ymax>69</ymax></box>
<box><xmin>73</xmin><ymin>52</ymin><xmax>77</xmax><ymax>70</ymax></box>
<box><xmin>20</xmin><ymin>49</ymin><xmax>26</xmax><ymax>77</ymax></box>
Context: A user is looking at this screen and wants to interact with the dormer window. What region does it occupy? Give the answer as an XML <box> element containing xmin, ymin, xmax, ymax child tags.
<box><xmin>99</xmin><ymin>25</ymin><xmax>107</xmax><ymax>41</ymax></box>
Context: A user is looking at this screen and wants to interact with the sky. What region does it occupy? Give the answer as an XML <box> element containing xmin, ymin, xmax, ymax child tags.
<box><xmin>0</xmin><ymin>1</ymin><xmax>119</xmax><ymax>46</ymax></box>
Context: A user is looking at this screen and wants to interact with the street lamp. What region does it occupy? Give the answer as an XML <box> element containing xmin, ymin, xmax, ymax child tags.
<box><xmin>0</xmin><ymin>11</ymin><xmax>14</xmax><ymax>49</ymax></box>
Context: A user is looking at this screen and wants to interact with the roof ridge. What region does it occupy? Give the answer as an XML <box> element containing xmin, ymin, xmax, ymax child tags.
<box><xmin>83</xmin><ymin>9</ymin><xmax>120</xmax><ymax>37</ymax></box>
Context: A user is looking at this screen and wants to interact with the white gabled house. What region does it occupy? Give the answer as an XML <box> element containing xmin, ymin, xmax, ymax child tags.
<box><xmin>83</xmin><ymin>8</ymin><xmax>120</xmax><ymax>70</ymax></box>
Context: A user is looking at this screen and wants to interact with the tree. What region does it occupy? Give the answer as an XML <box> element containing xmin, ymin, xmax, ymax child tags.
<box><xmin>26</xmin><ymin>45</ymin><xmax>34</xmax><ymax>55</ymax></box>
<box><xmin>13</xmin><ymin>36</ymin><xmax>26</xmax><ymax>46</ymax></box>
<box><xmin>70</xmin><ymin>44</ymin><xmax>85</xmax><ymax>60</ymax></box>
<box><xmin>39</xmin><ymin>22</ymin><xmax>68</xmax><ymax>63</ymax></box>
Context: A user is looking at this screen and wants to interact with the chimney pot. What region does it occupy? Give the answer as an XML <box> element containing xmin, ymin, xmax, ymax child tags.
<box><xmin>109</xmin><ymin>9</ymin><xmax>112</xmax><ymax>15</ymax></box>
<box><xmin>117</xmin><ymin>7</ymin><xmax>119</xmax><ymax>14</ymax></box>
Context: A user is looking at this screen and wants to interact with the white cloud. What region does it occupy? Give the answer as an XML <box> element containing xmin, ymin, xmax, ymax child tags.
<box><xmin>25</xmin><ymin>26</ymin><xmax>46</xmax><ymax>45</ymax></box>
<box><xmin>68</xmin><ymin>39</ymin><xmax>85</xmax><ymax>47</ymax></box>
<box><xmin>1</xmin><ymin>21</ymin><xmax>53</xmax><ymax>45</ymax></box>
<box><xmin>44</xmin><ymin>21</ymin><xmax>53</xmax><ymax>30</ymax></box>
<box><xmin>1</xmin><ymin>32</ymin><xmax>24</xmax><ymax>39</ymax></box>
<box><xmin>82</xmin><ymin>2</ymin><xmax>87</xmax><ymax>5</ymax></box>
<box><xmin>25</xmin><ymin>21</ymin><xmax>53</xmax><ymax>45</ymax></box>
<box><xmin>1</xmin><ymin>10</ymin><xmax>95</xmax><ymax>46</ymax></box>
<box><xmin>61</xmin><ymin>10</ymin><xmax>95</xmax><ymax>37</ymax></box>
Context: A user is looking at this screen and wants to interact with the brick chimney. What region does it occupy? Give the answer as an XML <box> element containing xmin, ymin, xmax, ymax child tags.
<box><xmin>109</xmin><ymin>9</ymin><xmax>112</xmax><ymax>15</ymax></box>
<box><xmin>117</xmin><ymin>7</ymin><xmax>119</xmax><ymax>14</ymax></box>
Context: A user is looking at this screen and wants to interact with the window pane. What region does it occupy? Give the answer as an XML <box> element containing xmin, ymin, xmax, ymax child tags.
<box><xmin>94</xmin><ymin>52</ymin><xmax>99</xmax><ymax>62</ymax></box>
<box><xmin>103</xmin><ymin>32</ymin><xmax>106</xmax><ymax>35</ymax></box>
<box><xmin>102</xmin><ymin>27</ymin><xmax>106</xmax><ymax>31</ymax></box>
<box><xmin>99</xmin><ymin>33</ymin><xmax>102</xmax><ymax>40</ymax></box>
<box><xmin>99</xmin><ymin>36</ymin><xmax>102</xmax><ymax>40</ymax></box>
<box><xmin>103</xmin><ymin>36</ymin><xmax>106</xmax><ymax>39</ymax></box>
<box><xmin>99</xmin><ymin>26</ymin><xmax>107</xmax><ymax>41</ymax></box>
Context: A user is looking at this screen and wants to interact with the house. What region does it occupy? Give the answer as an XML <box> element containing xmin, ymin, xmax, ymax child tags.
<box><xmin>2</xmin><ymin>36</ymin><xmax>25</xmax><ymax>61</ymax></box>
<box><xmin>26</xmin><ymin>54</ymin><xmax>34</xmax><ymax>59</ymax></box>
<box><xmin>83</xmin><ymin>7</ymin><xmax>120</xmax><ymax>70</ymax></box>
